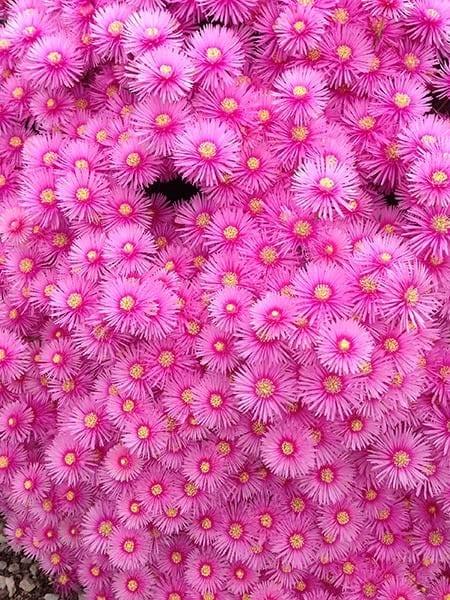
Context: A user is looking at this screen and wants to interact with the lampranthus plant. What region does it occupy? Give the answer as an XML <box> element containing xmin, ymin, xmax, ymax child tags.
<box><xmin>0</xmin><ymin>0</ymin><xmax>449</xmax><ymax>597</ymax></box>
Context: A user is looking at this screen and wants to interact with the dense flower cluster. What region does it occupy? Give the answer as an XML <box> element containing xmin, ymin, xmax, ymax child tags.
<box><xmin>0</xmin><ymin>0</ymin><xmax>449</xmax><ymax>598</ymax></box>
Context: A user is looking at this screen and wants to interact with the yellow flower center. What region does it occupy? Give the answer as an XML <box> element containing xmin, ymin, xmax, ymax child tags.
<box><xmin>229</xmin><ymin>523</ymin><xmax>243</xmax><ymax>539</ymax></box>
<box><xmin>393</xmin><ymin>450</ymin><xmax>410</xmax><ymax>468</ymax></box>
<box><xmin>107</xmin><ymin>20</ymin><xmax>124</xmax><ymax>35</ymax></box>
<box><xmin>9</xmin><ymin>136</ymin><xmax>22</xmax><ymax>148</ymax></box>
<box><xmin>432</xmin><ymin>170</ymin><xmax>448</xmax><ymax>185</ymax></box>
<box><xmin>0</xmin><ymin>455</ymin><xmax>8</xmax><ymax>469</ymax></box>
<box><xmin>323</xmin><ymin>375</ymin><xmax>342</xmax><ymax>394</ymax></box>
<box><xmin>255</xmin><ymin>378</ymin><xmax>275</xmax><ymax>398</ymax></box>
<box><xmin>137</xmin><ymin>425</ymin><xmax>149</xmax><ymax>439</ymax></box>
<box><xmin>247</xmin><ymin>157</ymin><xmax>260</xmax><ymax>170</ymax></box>
<box><xmin>293</xmin><ymin>85</ymin><xmax>307</xmax><ymax>97</ymax></box>
<box><xmin>314</xmin><ymin>284</ymin><xmax>332</xmax><ymax>300</ymax></box>
<box><xmin>119</xmin><ymin>295</ymin><xmax>135</xmax><ymax>311</ymax></box>
<box><xmin>221</xmin><ymin>97</ymin><xmax>238</xmax><ymax>113</ymax></box>
<box><xmin>47</xmin><ymin>51</ymin><xmax>62</xmax><ymax>64</ymax></box>
<box><xmin>151</xmin><ymin>483</ymin><xmax>163</xmax><ymax>496</ymax></box>
<box><xmin>223</xmin><ymin>225</ymin><xmax>238</xmax><ymax>239</ymax></box>
<box><xmin>126</xmin><ymin>152</ymin><xmax>141</xmax><ymax>167</ymax></box>
<box><xmin>206</xmin><ymin>47</ymin><xmax>221</xmax><ymax>62</ymax></box>
<box><xmin>291</xmin><ymin>125</ymin><xmax>309</xmax><ymax>141</ymax></box>
<box><xmin>158</xmin><ymin>350</ymin><xmax>175</xmax><ymax>367</ymax></box>
<box><xmin>429</xmin><ymin>530</ymin><xmax>444</xmax><ymax>546</ymax></box>
<box><xmin>222</xmin><ymin>271</ymin><xmax>238</xmax><ymax>286</ymax></box>
<box><xmin>127</xmin><ymin>579</ymin><xmax>138</xmax><ymax>592</ymax></box>
<box><xmin>320</xmin><ymin>177</ymin><xmax>334</xmax><ymax>189</ymax></box>
<box><xmin>210</xmin><ymin>393</ymin><xmax>223</xmax><ymax>408</ymax></box>
<box><xmin>384</xmin><ymin>337</ymin><xmax>399</xmax><ymax>352</ymax></box>
<box><xmin>64</xmin><ymin>452</ymin><xmax>76</xmax><ymax>466</ymax></box>
<box><xmin>432</xmin><ymin>214</ymin><xmax>450</xmax><ymax>233</ymax></box>
<box><xmin>66</xmin><ymin>292</ymin><xmax>82</xmax><ymax>309</ymax></box>
<box><xmin>404</xmin><ymin>53</ymin><xmax>419</xmax><ymax>70</ymax></box>
<box><xmin>336</xmin><ymin>511</ymin><xmax>350</xmax><ymax>525</ymax></box>
<box><xmin>198</xmin><ymin>141</ymin><xmax>217</xmax><ymax>159</ymax></box>
<box><xmin>321</xmin><ymin>467</ymin><xmax>335</xmax><ymax>483</ymax></box>
<box><xmin>351</xmin><ymin>419</ymin><xmax>363</xmax><ymax>432</ymax></box>
<box><xmin>393</xmin><ymin>93</ymin><xmax>411</xmax><ymax>108</ymax></box>
<box><xmin>200</xmin><ymin>460</ymin><xmax>211</xmax><ymax>473</ymax></box>
<box><xmin>404</xmin><ymin>286</ymin><xmax>419</xmax><ymax>305</ymax></box>
<box><xmin>338</xmin><ymin>338</ymin><xmax>351</xmax><ymax>352</ymax></box>
<box><xmin>289</xmin><ymin>533</ymin><xmax>304</xmax><ymax>549</ymax></box>
<box><xmin>129</xmin><ymin>363</ymin><xmax>144</xmax><ymax>379</ymax></box>
<box><xmin>155</xmin><ymin>113</ymin><xmax>171</xmax><ymax>127</ymax></box>
<box><xmin>337</xmin><ymin>45</ymin><xmax>351</xmax><ymax>60</ymax></box>
<box><xmin>281</xmin><ymin>441</ymin><xmax>294</xmax><ymax>455</ymax></box>
<box><xmin>76</xmin><ymin>187</ymin><xmax>90</xmax><ymax>201</ymax></box>
<box><xmin>358</xmin><ymin>116</ymin><xmax>376</xmax><ymax>130</ymax></box>
<box><xmin>200</xmin><ymin>564</ymin><xmax>212</xmax><ymax>577</ymax></box>
<box><xmin>84</xmin><ymin>412</ymin><xmax>98</xmax><ymax>428</ymax></box>
<box><xmin>343</xmin><ymin>561</ymin><xmax>355</xmax><ymax>574</ymax></box>
<box><xmin>123</xmin><ymin>539</ymin><xmax>135</xmax><ymax>553</ymax></box>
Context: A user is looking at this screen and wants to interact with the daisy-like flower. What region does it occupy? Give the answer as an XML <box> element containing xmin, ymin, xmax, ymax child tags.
<box><xmin>103</xmin><ymin>186</ymin><xmax>152</xmax><ymax>231</ymax></box>
<box><xmin>316</xmin><ymin>319</ymin><xmax>375</xmax><ymax>375</ymax></box>
<box><xmin>126</xmin><ymin>46</ymin><xmax>194</xmax><ymax>101</ymax></box>
<box><xmin>108</xmin><ymin>527</ymin><xmax>150</xmax><ymax>570</ymax></box>
<box><xmin>407</xmin><ymin>151</ymin><xmax>450</xmax><ymax>208</ymax></box>
<box><xmin>300</xmin><ymin>458</ymin><xmax>354</xmax><ymax>505</ymax></box>
<box><xmin>182</xmin><ymin>442</ymin><xmax>228</xmax><ymax>493</ymax></box>
<box><xmin>50</xmin><ymin>275</ymin><xmax>97</xmax><ymax>330</ymax></box>
<box><xmin>186</xmin><ymin>25</ymin><xmax>245</xmax><ymax>90</ymax></box>
<box><xmin>103</xmin><ymin>225</ymin><xmax>156</xmax><ymax>276</ymax></box>
<box><xmin>204</xmin><ymin>207</ymin><xmax>254</xmax><ymax>253</ymax></box>
<box><xmin>404</xmin><ymin>204</ymin><xmax>450</xmax><ymax>260</ymax></box>
<box><xmin>195</xmin><ymin>325</ymin><xmax>239</xmax><ymax>374</ymax></box>
<box><xmin>208</xmin><ymin>287</ymin><xmax>253</xmax><ymax>333</ymax></box>
<box><xmin>317</xmin><ymin>497</ymin><xmax>364</xmax><ymax>543</ymax></box>
<box><xmin>274</xmin><ymin>4</ymin><xmax>326</xmax><ymax>57</ymax></box>
<box><xmin>56</xmin><ymin>169</ymin><xmax>109</xmax><ymax>224</ymax></box>
<box><xmin>122</xmin><ymin>410</ymin><xmax>167</xmax><ymax>460</ymax></box>
<box><xmin>374</xmin><ymin>75</ymin><xmax>431</xmax><ymax>126</ymax></box>
<box><xmin>322</xmin><ymin>25</ymin><xmax>373</xmax><ymax>88</ymax></box>
<box><xmin>10</xmin><ymin>463</ymin><xmax>50</xmax><ymax>506</ymax></box>
<box><xmin>412</xmin><ymin>522</ymin><xmax>450</xmax><ymax>563</ymax></box>
<box><xmin>111</xmin><ymin>567</ymin><xmax>153</xmax><ymax>600</ymax></box>
<box><xmin>39</xmin><ymin>338</ymin><xmax>81</xmax><ymax>381</ymax></box>
<box><xmin>110</xmin><ymin>137</ymin><xmax>161</xmax><ymax>187</ymax></box>
<box><xmin>231</xmin><ymin>363</ymin><xmax>296</xmax><ymax>422</ymax></box>
<box><xmin>123</xmin><ymin>8</ymin><xmax>182</xmax><ymax>57</ymax></box>
<box><xmin>65</xmin><ymin>399</ymin><xmax>112</xmax><ymax>450</ymax></box>
<box><xmin>293</xmin><ymin>263</ymin><xmax>352</xmax><ymax>324</ymax></box>
<box><xmin>379</xmin><ymin>260</ymin><xmax>440</xmax><ymax>329</ymax></box>
<box><xmin>272</xmin><ymin>515</ymin><xmax>320</xmax><ymax>571</ymax></box>
<box><xmin>261</xmin><ymin>421</ymin><xmax>315</xmax><ymax>478</ymax></box>
<box><xmin>46</xmin><ymin>434</ymin><xmax>96</xmax><ymax>486</ymax></box>
<box><xmin>24</xmin><ymin>34</ymin><xmax>84</xmax><ymax>89</ymax></box>
<box><xmin>91</xmin><ymin>3</ymin><xmax>132</xmax><ymax>62</ymax></box>
<box><xmin>185</xmin><ymin>548</ymin><xmax>227</xmax><ymax>595</ymax></box>
<box><xmin>300</xmin><ymin>360</ymin><xmax>357</xmax><ymax>420</ymax></box>
<box><xmin>82</xmin><ymin>502</ymin><xmax>119</xmax><ymax>555</ymax></box>
<box><xmin>405</xmin><ymin>0</ymin><xmax>450</xmax><ymax>49</ymax></box>
<box><xmin>192</xmin><ymin>373</ymin><xmax>240</xmax><ymax>430</ymax></box>
<box><xmin>369</xmin><ymin>426</ymin><xmax>432</xmax><ymax>490</ymax></box>
<box><xmin>273</xmin><ymin>66</ymin><xmax>329</xmax><ymax>121</ymax></box>
<box><xmin>233</xmin><ymin>143</ymin><xmax>278</xmax><ymax>194</ymax></box>
<box><xmin>249</xmin><ymin>292</ymin><xmax>296</xmax><ymax>340</ymax></box>
<box><xmin>173</xmin><ymin>119</ymin><xmax>240</xmax><ymax>187</ymax></box>
<box><xmin>131</xmin><ymin>96</ymin><xmax>189</xmax><ymax>156</ymax></box>
<box><xmin>292</xmin><ymin>157</ymin><xmax>359</xmax><ymax>220</ymax></box>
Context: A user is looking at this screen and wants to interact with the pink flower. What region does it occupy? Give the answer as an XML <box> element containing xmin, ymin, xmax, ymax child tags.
<box><xmin>316</xmin><ymin>319</ymin><xmax>375</xmax><ymax>375</ymax></box>
<box><xmin>173</xmin><ymin>119</ymin><xmax>240</xmax><ymax>187</ymax></box>
<box><xmin>186</xmin><ymin>25</ymin><xmax>245</xmax><ymax>90</ymax></box>
<box><xmin>232</xmin><ymin>362</ymin><xmax>296</xmax><ymax>422</ymax></box>
<box><xmin>369</xmin><ymin>426</ymin><xmax>432</xmax><ymax>490</ymax></box>
<box><xmin>24</xmin><ymin>34</ymin><xmax>84</xmax><ymax>89</ymax></box>
<box><xmin>273</xmin><ymin>66</ymin><xmax>329</xmax><ymax>121</ymax></box>
<box><xmin>261</xmin><ymin>421</ymin><xmax>316</xmax><ymax>478</ymax></box>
